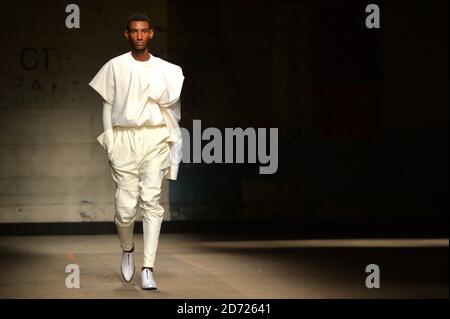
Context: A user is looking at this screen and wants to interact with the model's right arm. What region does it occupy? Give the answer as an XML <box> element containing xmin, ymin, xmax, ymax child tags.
<box><xmin>102</xmin><ymin>99</ymin><xmax>113</xmax><ymax>131</ymax></box>
<box><xmin>95</xmin><ymin>99</ymin><xmax>114</xmax><ymax>158</ymax></box>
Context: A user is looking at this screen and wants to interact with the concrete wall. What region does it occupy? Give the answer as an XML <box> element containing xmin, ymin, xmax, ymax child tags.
<box><xmin>167</xmin><ymin>0</ymin><xmax>447</xmax><ymax>222</ymax></box>
<box><xmin>0</xmin><ymin>0</ymin><xmax>175</xmax><ymax>223</ymax></box>
<box><xmin>0</xmin><ymin>0</ymin><xmax>447</xmax><ymax>225</ymax></box>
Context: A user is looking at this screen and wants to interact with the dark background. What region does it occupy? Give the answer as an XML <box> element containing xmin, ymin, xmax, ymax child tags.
<box><xmin>171</xmin><ymin>0</ymin><xmax>448</xmax><ymax>235</ymax></box>
<box><xmin>0</xmin><ymin>0</ymin><xmax>448</xmax><ymax>237</ymax></box>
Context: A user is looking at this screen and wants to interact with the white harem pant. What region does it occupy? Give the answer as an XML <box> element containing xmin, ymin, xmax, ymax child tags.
<box><xmin>107</xmin><ymin>124</ymin><xmax>171</xmax><ymax>268</ymax></box>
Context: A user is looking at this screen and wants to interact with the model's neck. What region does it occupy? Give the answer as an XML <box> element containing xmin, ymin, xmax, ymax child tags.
<box><xmin>131</xmin><ymin>49</ymin><xmax>150</xmax><ymax>62</ymax></box>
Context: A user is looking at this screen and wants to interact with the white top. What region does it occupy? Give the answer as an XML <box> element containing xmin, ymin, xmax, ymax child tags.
<box><xmin>89</xmin><ymin>51</ymin><xmax>185</xmax><ymax>180</ymax></box>
<box><xmin>89</xmin><ymin>51</ymin><xmax>177</xmax><ymax>127</ymax></box>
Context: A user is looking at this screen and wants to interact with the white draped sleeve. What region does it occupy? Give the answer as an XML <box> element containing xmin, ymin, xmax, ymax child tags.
<box><xmin>159</xmin><ymin>63</ymin><xmax>185</xmax><ymax>107</ymax></box>
<box><xmin>146</xmin><ymin>60</ymin><xmax>184</xmax><ymax>108</ymax></box>
<box><xmin>88</xmin><ymin>61</ymin><xmax>115</xmax><ymax>105</ymax></box>
<box><xmin>147</xmin><ymin>59</ymin><xmax>185</xmax><ymax>180</ymax></box>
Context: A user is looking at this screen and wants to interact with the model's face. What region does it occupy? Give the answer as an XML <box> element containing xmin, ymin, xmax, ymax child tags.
<box><xmin>124</xmin><ymin>20</ymin><xmax>153</xmax><ymax>51</ymax></box>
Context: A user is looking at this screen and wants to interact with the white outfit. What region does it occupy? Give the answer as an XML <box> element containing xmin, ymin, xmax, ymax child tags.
<box><xmin>110</xmin><ymin>125</ymin><xmax>171</xmax><ymax>268</ymax></box>
<box><xmin>89</xmin><ymin>51</ymin><xmax>184</xmax><ymax>180</ymax></box>
<box><xmin>88</xmin><ymin>51</ymin><xmax>185</xmax><ymax>268</ymax></box>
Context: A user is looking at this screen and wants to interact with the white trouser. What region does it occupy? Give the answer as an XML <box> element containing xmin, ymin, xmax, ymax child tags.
<box><xmin>108</xmin><ymin>124</ymin><xmax>171</xmax><ymax>268</ymax></box>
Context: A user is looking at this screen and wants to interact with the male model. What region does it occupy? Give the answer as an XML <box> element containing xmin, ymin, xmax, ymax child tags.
<box><xmin>88</xmin><ymin>13</ymin><xmax>184</xmax><ymax>290</ymax></box>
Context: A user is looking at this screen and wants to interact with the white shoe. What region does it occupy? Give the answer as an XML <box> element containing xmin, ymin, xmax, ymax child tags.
<box><xmin>141</xmin><ymin>268</ymin><xmax>158</xmax><ymax>290</ymax></box>
<box><xmin>120</xmin><ymin>248</ymin><xmax>135</xmax><ymax>282</ymax></box>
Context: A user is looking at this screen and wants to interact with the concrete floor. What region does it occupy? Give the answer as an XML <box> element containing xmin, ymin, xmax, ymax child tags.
<box><xmin>0</xmin><ymin>234</ymin><xmax>447</xmax><ymax>298</ymax></box>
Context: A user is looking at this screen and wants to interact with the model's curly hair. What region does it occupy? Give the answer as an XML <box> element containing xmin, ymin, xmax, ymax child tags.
<box><xmin>126</xmin><ymin>13</ymin><xmax>152</xmax><ymax>31</ymax></box>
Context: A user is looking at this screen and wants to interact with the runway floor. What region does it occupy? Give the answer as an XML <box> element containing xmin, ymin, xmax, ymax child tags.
<box><xmin>0</xmin><ymin>234</ymin><xmax>447</xmax><ymax>298</ymax></box>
